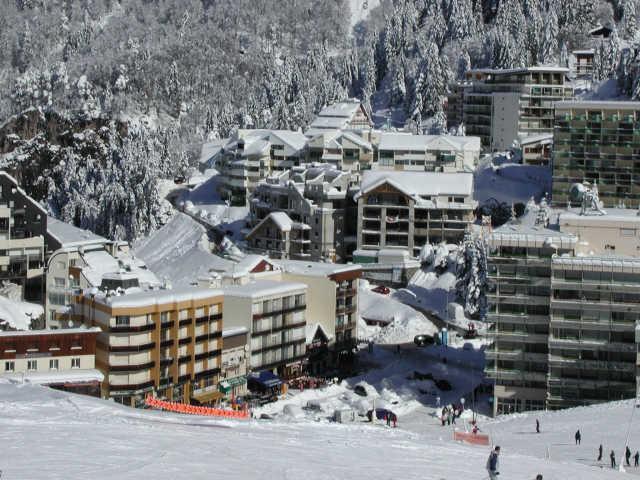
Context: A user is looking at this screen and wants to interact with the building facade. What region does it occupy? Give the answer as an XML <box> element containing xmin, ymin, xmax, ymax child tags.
<box><xmin>552</xmin><ymin>101</ymin><xmax>640</xmax><ymax>208</ymax></box>
<box><xmin>75</xmin><ymin>286</ymin><xmax>224</xmax><ymax>407</ymax></box>
<box><xmin>222</xmin><ymin>280</ymin><xmax>307</xmax><ymax>379</ymax></box>
<box><xmin>0</xmin><ymin>327</ymin><xmax>102</xmax><ymax>396</ymax></box>
<box><xmin>220</xmin><ymin>327</ymin><xmax>249</xmax><ymax>400</ymax></box>
<box><xmin>355</xmin><ymin>171</ymin><xmax>476</xmax><ymax>257</ymax></box>
<box><xmin>0</xmin><ymin>171</ymin><xmax>47</xmax><ymax>302</ymax></box>
<box><xmin>463</xmin><ymin>67</ymin><xmax>574</xmax><ymax>151</ymax></box>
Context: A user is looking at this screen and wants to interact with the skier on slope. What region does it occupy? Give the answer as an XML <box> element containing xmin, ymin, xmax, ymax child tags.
<box><xmin>598</xmin><ymin>444</ymin><xmax>603</xmax><ymax>462</ymax></box>
<box><xmin>634</xmin><ymin>451</ymin><xmax>639</xmax><ymax>467</ymax></box>
<box><xmin>575</xmin><ymin>430</ymin><xmax>581</xmax><ymax>445</ymax></box>
<box><xmin>611</xmin><ymin>450</ymin><xmax>616</xmax><ymax>469</ymax></box>
<box><xmin>536</xmin><ymin>419</ymin><xmax>540</xmax><ymax>434</ymax></box>
<box><xmin>626</xmin><ymin>446</ymin><xmax>632</xmax><ymax>466</ymax></box>
<box><xmin>486</xmin><ymin>446</ymin><xmax>500</xmax><ymax>480</ymax></box>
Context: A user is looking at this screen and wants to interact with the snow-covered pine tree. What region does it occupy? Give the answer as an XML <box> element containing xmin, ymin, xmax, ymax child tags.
<box><xmin>456</xmin><ymin>233</ymin><xmax>489</xmax><ymax>320</ymax></box>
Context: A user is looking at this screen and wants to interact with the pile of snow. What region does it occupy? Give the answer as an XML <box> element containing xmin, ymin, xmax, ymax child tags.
<box><xmin>358</xmin><ymin>280</ymin><xmax>438</xmax><ymax>343</ymax></box>
<box><xmin>134</xmin><ymin>212</ymin><xmax>232</xmax><ymax>286</ymax></box>
<box><xmin>0</xmin><ymin>283</ymin><xmax>43</xmax><ymax>330</ymax></box>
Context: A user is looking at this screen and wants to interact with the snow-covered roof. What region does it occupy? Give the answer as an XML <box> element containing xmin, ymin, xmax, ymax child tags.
<box><xmin>270</xmin><ymin>130</ymin><xmax>308</xmax><ymax>152</ymax></box>
<box><xmin>0</xmin><ymin>368</ymin><xmax>104</xmax><ymax>385</ymax></box>
<box><xmin>355</xmin><ymin>171</ymin><xmax>474</xmax><ymax>201</ymax></box>
<box><xmin>275</xmin><ymin>259</ymin><xmax>361</xmax><ymax>278</ymax></box>
<box><xmin>572</xmin><ymin>49</ymin><xmax>595</xmax><ymax>55</ymax></box>
<box><xmin>0</xmin><ymin>296</ymin><xmax>44</xmax><ymax>331</ymax></box>
<box><xmin>47</xmin><ymin>217</ymin><xmax>108</xmax><ymax>249</ymax></box>
<box><xmin>309</xmin><ymin>116</ymin><xmax>350</xmax><ymax>130</ymax></box>
<box><xmin>339</xmin><ymin>130</ymin><xmax>373</xmax><ymax>150</ymax></box>
<box><xmin>305</xmin><ymin>323</ymin><xmax>332</xmax><ymax>343</ymax></box>
<box><xmin>223</xmin><ymin>279</ymin><xmax>307</xmax><ymax>299</ymax></box>
<box><xmin>242</xmin><ymin>138</ymin><xmax>270</xmax><ymax>157</ymax></box>
<box><xmin>0</xmin><ymin>326</ymin><xmax>100</xmax><ymax>337</ymax></box>
<box><xmin>469</xmin><ymin>66</ymin><xmax>570</xmax><ymax>75</ymax></box>
<box><xmin>93</xmin><ymin>286</ymin><xmax>223</xmax><ymax>309</ymax></box>
<box><xmin>378</xmin><ymin>133</ymin><xmax>480</xmax><ymax>152</ymax></box>
<box><xmin>555</xmin><ymin>100</ymin><xmax>640</xmax><ymax>109</ymax></box>
<box><xmin>518</xmin><ymin>133</ymin><xmax>553</xmax><ymax>146</ymax></box>
<box><xmin>246</xmin><ymin>212</ymin><xmax>301</xmax><ymax>239</ymax></box>
<box><xmin>222</xmin><ymin>326</ymin><xmax>248</xmax><ymax>338</ymax></box>
<box><xmin>317</xmin><ymin>101</ymin><xmax>362</xmax><ymax>118</ymax></box>
<box><xmin>199</xmin><ymin>139</ymin><xmax>227</xmax><ymax>165</ymax></box>
<box><xmin>0</xmin><ymin>171</ymin><xmax>47</xmax><ymax>216</ymax></box>
<box><xmin>229</xmin><ymin>255</ymin><xmax>278</xmax><ymax>277</ymax></box>
<box><xmin>558</xmin><ymin>207</ymin><xmax>640</xmax><ymax>225</ymax></box>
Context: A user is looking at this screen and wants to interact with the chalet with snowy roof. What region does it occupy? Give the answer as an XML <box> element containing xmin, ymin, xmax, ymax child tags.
<box><xmin>377</xmin><ymin>133</ymin><xmax>480</xmax><ymax>172</ymax></box>
<box><xmin>354</xmin><ymin>171</ymin><xmax>476</xmax><ymax>259</ymax></box>
<box><xmin>307</xmin><ymin>100</ymin><xmax>372</xmax><ymax>133</ymax></box>
<box><xmin>245</xmin><ymin>212</ymin><xmax>311</xmax><ymax>260</ymax></box>
<box><xmin>249</xmin><ymin>164</ymin><xmax>359</xmax><ymax>262</ymax></box>
<box><xmin>218</xmin><ymin>129</ymin><xmax>308</xmax><ymax>204</ymax></box>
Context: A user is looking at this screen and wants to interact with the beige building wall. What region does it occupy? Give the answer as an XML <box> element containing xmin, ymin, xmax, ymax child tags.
<box><xmin>559</xmin><ymin>212</ymin><xmax>640</xmax><ymax>256</ymax></box>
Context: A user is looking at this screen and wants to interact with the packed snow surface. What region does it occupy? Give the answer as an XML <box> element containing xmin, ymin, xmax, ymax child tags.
<box><xmin>0</xmin><ymin>357</ymin><xmax>636</xmax><ymax>479</ymax></box>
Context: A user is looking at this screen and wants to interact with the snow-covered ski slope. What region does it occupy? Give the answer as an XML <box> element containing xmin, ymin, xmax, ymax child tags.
<box><xmin>0</xmin><ymin>380</ymin><xmax>635</xmax><ymax>479</ymax></box>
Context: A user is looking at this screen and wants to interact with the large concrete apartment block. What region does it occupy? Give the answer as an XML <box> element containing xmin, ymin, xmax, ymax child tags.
<box><xmin>548</xmin><ymin>255</ymin><xmax>639</xmax><ymax>409</ymax></box>
<box><xmin>462</xmin><ymin>67</ymin><xmax>574</xmax><ymax>151</ymax></box>
<box><xmin>552</xmin><ymin>101</ymin><xmax>640</xmax><ymax>208</ymax></box>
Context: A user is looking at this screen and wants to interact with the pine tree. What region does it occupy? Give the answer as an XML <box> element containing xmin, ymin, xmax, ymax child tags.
<box><xmin>538</xmin><ymin>6</ymin><xmax>559</xmax><ymax>65</ymax></box>
<box><xmin>622</xmin><ymin>0</ymin><xmax>639</xmax><ymax>40</ymax></box>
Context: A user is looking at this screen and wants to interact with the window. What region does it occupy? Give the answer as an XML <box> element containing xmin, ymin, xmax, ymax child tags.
<box><xmin>620</xmin><ymin>228</ymin><xmax>636</xmax><ymax>237</ymax></box>
<box><xmin>27</xmin><ymin>360</ymin><xmax>37</xmax><ymax>371</ymax></box>
<box><xmin>115</xmin><ymin>316</ymin><xmax>130</xmax><ymax>326</ymax></box>
<box><xmin>4</xmin><ymin>361</ymin><xmax>14</xmax><ymax>372</ymax></box>
<box><xmin>54</xmin><ymin>277</ymin><xmax>65</xmax><ymax>287</ymax></box>
<box><xmin>49</xmin><ymin>359</ymin><xmax>59</xmax><ymax>370</ymax></box>
<box><xmin>71</xmin><ymin>357</ymin><xmax>80</xmax><ymax>369</ymax></box>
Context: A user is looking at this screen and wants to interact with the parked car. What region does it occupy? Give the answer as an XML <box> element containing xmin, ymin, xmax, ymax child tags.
<box><xmin>414</xmin><ymin>334</ymin><xmax>435</xmax><ymax>347</ymax></box>
<box><xmin>371</xmin><ymin>285</ymin><xmax>390</xmax><ymax>295</ymax></box>
<box><xmin>354</xmin><ymin>385</ymin><xmax>368</xmax><ymax>397</ymax></box>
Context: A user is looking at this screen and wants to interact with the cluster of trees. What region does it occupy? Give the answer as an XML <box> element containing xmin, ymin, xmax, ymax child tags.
<box><xmin>0</xmin><ymin>0</ymin><xmax>639</xmax><ymax>239</ymax></box>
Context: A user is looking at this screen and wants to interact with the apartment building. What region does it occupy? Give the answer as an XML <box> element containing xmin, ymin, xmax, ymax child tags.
<box><xmin>75</xmin><ymin>286</ymin><xmax>224</xmax><ymax>407</ymax></box>
<box><xmin>45</xmin><ymin>217</ymin><xmax>111</xmax><ymax>328</ymax></box>
<box><xmin>355</xmin><ymin>171</ymin><xmax>476</xmax><ymax>257</ymax></box>
<box><xmin>306</xmin><ymin>130</ymin><xmax>374</xmax><ymax>171</ymax></box>
<box><xmin>552</xmin><ymin>101</ymin><xmax>640</xmax><ymax>208</ymax></box>
<box><xmin>518</xmin><ymin>133</ymin><xmax>552</xmax><ymax>167</ymax></box>
<box><xmin>548</xmin><ymin>255</ymin><xmax>639</xmax><ymax>409</ymax></box>
<box><xmin>248</xmin><ymin>165</ymin><xmax>358</xmax><ymax>261</ymax></box>
<box><xmin>306</xmin><ymin>100</ymin><xmax>372</xmax><ymax>133</ymax></box>
<box><xmin>571</xmin><ymin>50</ymin><xmax>595</xmax><ymax>78</ymax></box>
<box><xmin>0</xmin><ymin>327</ymin><xmax>102</xmax><ymax>396</ymax></box>
<box><xmin>446</xmin><ymin>82</ymin><xmax>471</xmax><ymax>130</ymax></box>
<box><xmin>485</xmin><ymin>202</ymin><xmax>577</xmax><ymax>416</ymax></box>
<box><xmin>274</xmin><ymin>260</ymin><xmax>360</xmax><ymax>371</ymax></box>
<box><xmin>487</xmin><ymin>200</ymin><xmax>640</xmax><ymax>414</ymax></box>
<box><xmin>219</xmin><ymin>327</ymin><xmax>249</xmax><ymax>400</ymax></box>
<box><xmin>463</xmin><ymin>67</ymin><xmax>574</xmax><ymax>151</ymax></box>
<box><xmin>377</xmin><ymin>133</ymin><xmax>480</xmax><ymax>172</ymax></box>
<box><xmin>0</xmin><ymin>171</ymin><xmax>47</xmax><ymax>302</ymax></box>
<box><xmin>222</xmin><ymin>280</ymin><xmax>307</xmax><ymax>379</ymax></box>
<box><xmin>217</xmin><ymin>129</ymin><xmax>308</xmax><ymax>205</ymax></box>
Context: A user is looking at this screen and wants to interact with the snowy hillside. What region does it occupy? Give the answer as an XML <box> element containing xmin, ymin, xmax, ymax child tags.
<box><xmin>0</xmin><ymin>379</ymin><xmax>634</xmax><ymax>479</ymax></box>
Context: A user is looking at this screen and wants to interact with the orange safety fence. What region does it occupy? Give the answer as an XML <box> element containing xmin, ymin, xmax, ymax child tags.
<box><xmin>145</xmin><ymin>396</ymin><xmax>250</xmax><ymax>419</ymax></box>
<box><xmin>453</xmin><ymin>430</ymin><xmax>490</xmax><ymax>446</ymax></box>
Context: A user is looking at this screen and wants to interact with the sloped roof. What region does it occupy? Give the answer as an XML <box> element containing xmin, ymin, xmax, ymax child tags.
<box><xmin>378</xmin><ymin>133</ymin><xmax>480</xmax><ymax>151</ymax></box>
<box><xmin>47</xmin><ymin>217</ymin><xmax>107</xmax><ymax>249</ymax></box>
<box><xmin>270</xmin><ymin>130</ymin><xmax>308</xmax><ymax>152</ymax></box>
<box><xmin>355</xmin><ymin>171</ymin><xmax>474</xmax><ymax>200</ymax></box>
<box><xmin>318</xmin><ymin>101</ymin><xmax>362</xmax><ymax>118</ymax></box>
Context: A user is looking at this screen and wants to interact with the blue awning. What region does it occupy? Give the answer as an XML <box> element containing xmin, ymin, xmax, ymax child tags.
<box><xmin>248</xmin><ymin>371</ymin><xmax>282</xmax><ymax>389</ymax></box>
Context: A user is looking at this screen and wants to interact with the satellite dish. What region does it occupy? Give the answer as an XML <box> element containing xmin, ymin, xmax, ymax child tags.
<box><xmin>569</xmin><ymin>183</ymin><xmax>586</xmax><ymax>203</ymax></box>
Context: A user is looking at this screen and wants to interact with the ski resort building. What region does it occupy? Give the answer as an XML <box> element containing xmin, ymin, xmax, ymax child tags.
<box><xmin>217</xmin><ymin>129</ymin><xmax>308</xmax><ymax>205</ymax></box>
<box><xmin>486</xmin><ymin>200</ymin><xmax>640</xmax><ymax>414</ymax></box>
<box><xmin>0</xmin><ymin>171</ymin><xmax>47</xmax><ymax>303</ymax></box>
<box><xmin>306</xmin><ymin>100</ymin><xmax>373</xmax><ymax>133</ymax></box>
<box><xmin>376</xmin><ymin>133</ymin><xmax>481</xmax><ymax>172</ymax></box>
<box><xmin>0</xmin><ymin>327</ymin><xmax>102</xmax><ymax>397</ymax></box>
<box><xmin>222</xmin><ymin>280</ymin><xmax>307</xmax><ymax>379</ymax></box>
<box><xmin>247</xmin><ymin>165</ymin><xmax>359</xmax><ymax>262</ymax></box>
<box><xmin>354</xmin><ymin>171</ymin><xmax>476</xmax><ymax>258</ymax></box>
<box><xmin>306</xmin><ymin>129</ymin><xmax>375</xmax><ymax>171</ymax></box>
<box><xmin>220</xmin><ymin>327</ymin><xmax>249</xmax><ymax>400</ymax></box>
<box><xmin>552</xmin><ymin>101</ymin><xmax>640</xmax><ymax>208</ymax></box>
<box><xmin>74</xmin><ymin>286</ymin><xmax>224</xmax><ymax>407</ymax></box>
<box><xmin>462</xmin><ymin>67</ymin><xmax>574</xmax><ymax>151</ymax></box>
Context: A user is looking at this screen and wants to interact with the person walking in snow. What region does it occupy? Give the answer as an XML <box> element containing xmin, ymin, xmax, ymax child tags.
<box><xmin>598</xmin><ymin>444</ymin><xmax>603</xmax><ymax>462</ymax></box>
<box><xmin>626</xmin><ymin>446</ymin><xmax>631</xmax><ymax>466</ymax></box>
<box><xmin>634</xmin><ymin>451</ymin><xmax>639</xmax><ymax>467</ymax></box>
<box><xmin>391</xmin><ymin>412</ymin><xmax>397</xmax><ymax>428</ymax></box>
<box><xmin>611</xmin><ymin>450</ymin><xmax>616</xmax><ymax>469</ymax></box>
<box><xmin>575</xmin><ymin>429</ymin><xmax>581</xmax><ymax>445</ymax></box>
<box><xmin>536</xmin><ymin>419</ymin><xmax>540</xmax><ymax>434</ymax></box>
<box><xmin>535</xmin><ymin>475</ymin><xmax>543</xmax><ymax>480</ymax></box>
<box><xmin>486</xmin><ymin>446</ymin><xmax>500</xmax><ymax>480</ymax></box>
<box><xmin>447</xmin><ymin>410</ymin><xmax>452</xmax><ymax>426</ymax></box>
